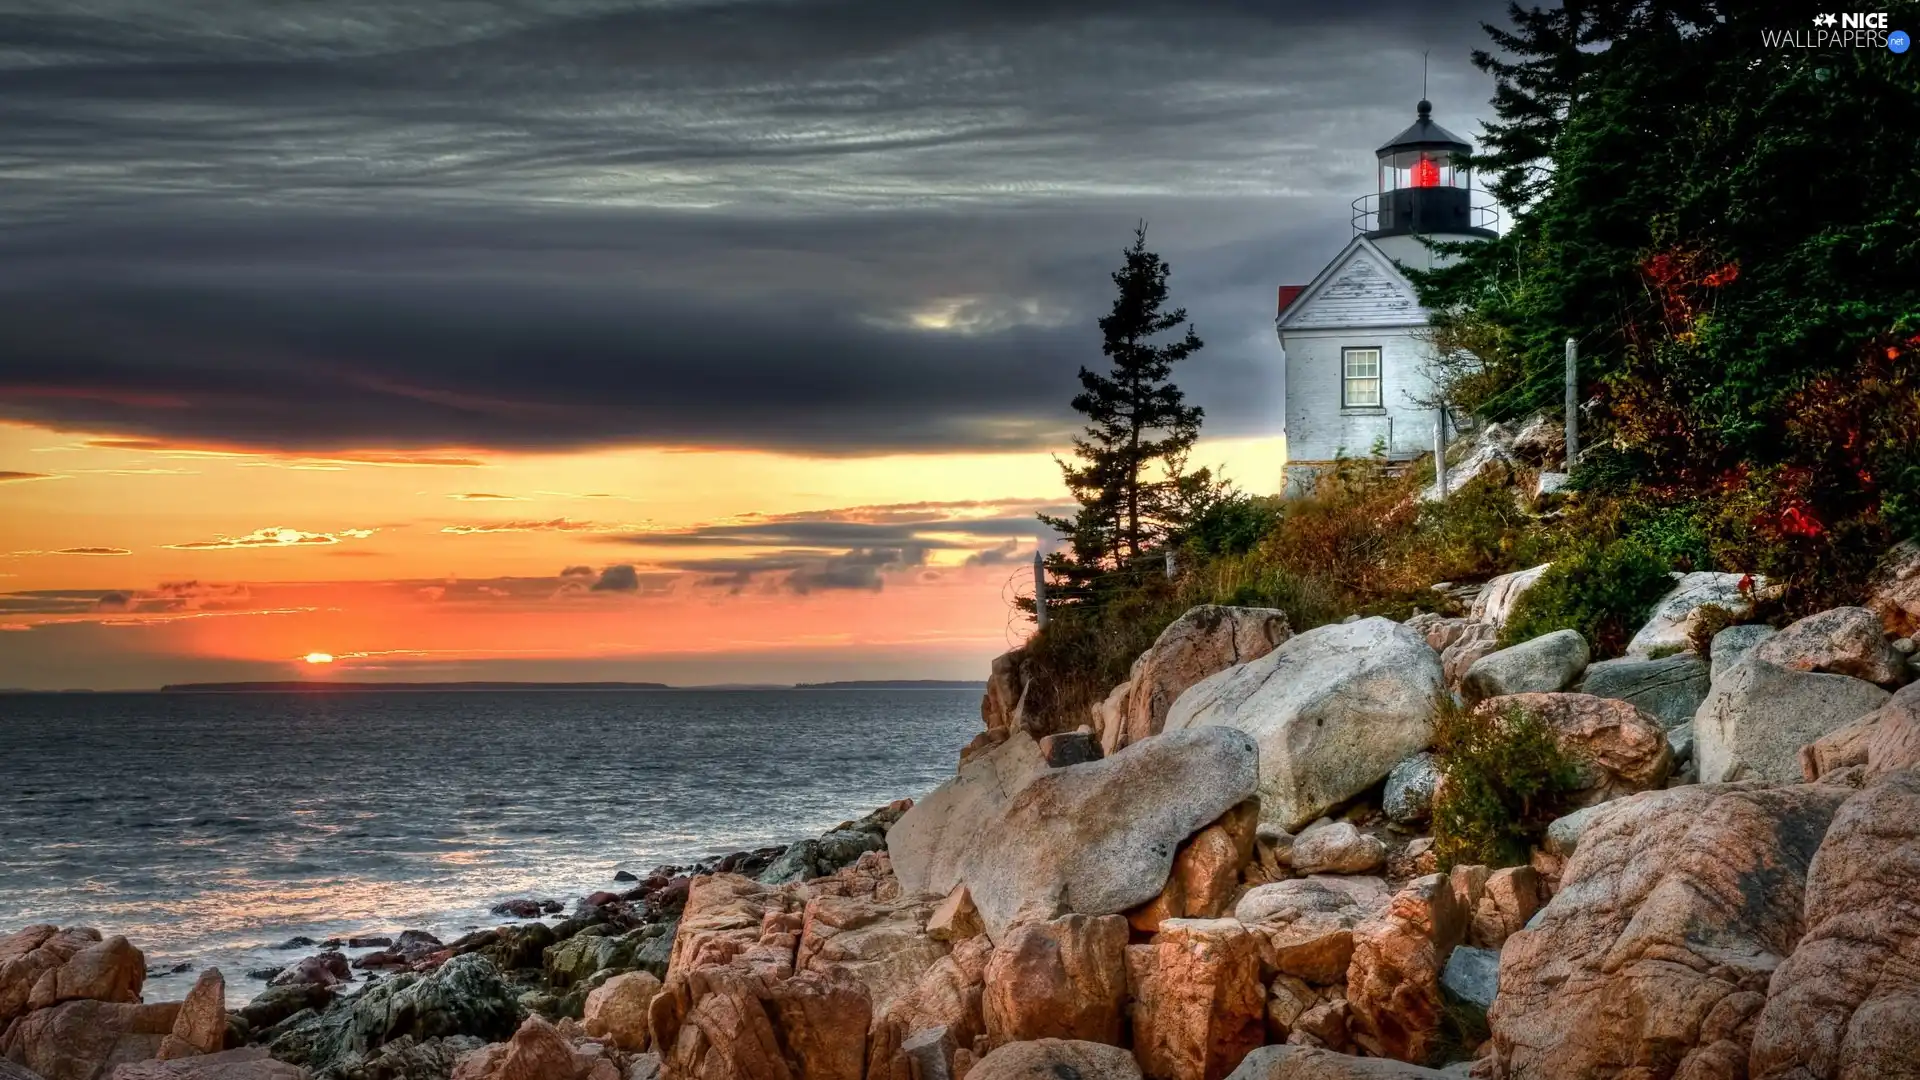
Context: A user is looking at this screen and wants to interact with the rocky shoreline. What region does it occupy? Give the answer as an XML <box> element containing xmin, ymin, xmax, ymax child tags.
<box><xmin>3</xmin><ymin>541</ymin><xmax>1919</xmax><ymax>1080</ymax></box>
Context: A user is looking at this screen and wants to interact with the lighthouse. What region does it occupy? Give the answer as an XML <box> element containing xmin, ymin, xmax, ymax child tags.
<box><xmin>1275</xmin><ymin>98</ymin><xmax>1497</xmax><ymax>496</ymax></box>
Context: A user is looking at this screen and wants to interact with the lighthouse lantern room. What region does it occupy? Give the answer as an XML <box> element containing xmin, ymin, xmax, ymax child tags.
<box><xmin>1361</xmin><ymin>99</ymin><xmax>1493</xmax><ymax>243</ymax></box>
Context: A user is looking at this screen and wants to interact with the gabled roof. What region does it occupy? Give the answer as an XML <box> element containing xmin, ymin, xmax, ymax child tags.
<box><xmin>1378</xmin><ymin>101</ymin><xmax>1471</xmax><ymax>155</ymax></box>
<box><xmin>1275</xmin><ymin>235</ymin><xmax>1426</xmax><ymax>332</ymax></box>
<box><xmin>1275</xmin><ymin>285</ymin><xmax>1306</xmax><ymax>316</ymax></box>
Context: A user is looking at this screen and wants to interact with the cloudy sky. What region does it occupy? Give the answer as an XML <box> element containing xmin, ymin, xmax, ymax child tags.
<box><xmin>0</xmin><ymin>0</ymin><xmax>1510</xmax><ymax>689</ymax></box>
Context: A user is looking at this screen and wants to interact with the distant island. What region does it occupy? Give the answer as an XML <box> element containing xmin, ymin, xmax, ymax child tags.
<box><xmin>159</xmin><ymin>680</ymin><xmax>673</xmax><ymax>693</ymax></box>
<box><xmin>150</xmin><ymin>679</ymin><xmax>985</xmax><ymax>693</ymax></box>
<box><xmin>793</xmin><ymin>680</ymin><xmax>987</xmax><ymax>689</ymax></box>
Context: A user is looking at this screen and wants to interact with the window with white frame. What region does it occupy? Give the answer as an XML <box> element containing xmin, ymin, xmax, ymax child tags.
<box><xmin>1342</xmin><ymin>347</ymin><xmax>1382</xmax><ymax>408</ymax></box>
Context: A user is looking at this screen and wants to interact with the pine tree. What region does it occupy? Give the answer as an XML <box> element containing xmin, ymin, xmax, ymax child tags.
<box><xmin>1039</xmin><ymin>224</ymin><xmax>1211</xmax><ymax>605</ymax></box>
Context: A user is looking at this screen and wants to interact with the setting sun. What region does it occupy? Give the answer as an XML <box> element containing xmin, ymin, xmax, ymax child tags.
<box><xmin>303</xmin><ymin>652</ymin><xmax>335</xmax><ymax>665</ymax></box>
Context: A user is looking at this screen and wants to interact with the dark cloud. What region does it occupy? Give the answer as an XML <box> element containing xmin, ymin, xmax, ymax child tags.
<box><xmin>0</xmin><ymin>0</ymin><xmax>1507</xmax><ymax>455</ymax></box>
<box><xmin>0</xmin><ymin>471</ymin><xmax>62</xmax><ymax>483</ymax></box>
<box><xmin>559</xmin><ymin>565</ymin><xmax>595</xmax><ymax>579</ymax></box>
<box><xmin>590</xmin><ymin>564</ymin><xmax>641</xmax><ymax>592</ymax></box>
<box><xmin>690</xmin><ymin>546</ymin><xmax>929</xmax><ymax>595</ymax></box>
<box><xmin>0</xmin><ymin>581</ymin><xmax>253</xmax><ymax>615</ymax></box>
<box><xmin>966</xmin><ymin>539</ymin><xmax>1025</xmax><ymax>567</ymax></box>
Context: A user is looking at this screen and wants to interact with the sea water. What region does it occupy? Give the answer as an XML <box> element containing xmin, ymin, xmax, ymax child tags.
<box><xmin>0</xmin><ymin>687</ymin><xmax>977</xmax><ymax>1005</ymax></box>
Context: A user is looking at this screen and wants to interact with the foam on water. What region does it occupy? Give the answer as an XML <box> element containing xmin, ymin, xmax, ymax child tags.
<box><xmin>0</xmin><ymin>687</ymin><xmax>976</xmax><ymax>1006</ymax></box>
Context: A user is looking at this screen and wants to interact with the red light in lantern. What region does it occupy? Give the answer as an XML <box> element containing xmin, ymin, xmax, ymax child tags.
<box><xmin>1412</xmin><ymin>157</ymin><xmax>1440</xmax><ymax>188</ymax></box>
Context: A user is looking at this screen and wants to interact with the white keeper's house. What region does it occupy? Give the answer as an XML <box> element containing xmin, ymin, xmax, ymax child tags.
<box><xmin>1277</xmin><ymin>98</ymin><xmax>1498</xmax><ymax>496</ymax></box>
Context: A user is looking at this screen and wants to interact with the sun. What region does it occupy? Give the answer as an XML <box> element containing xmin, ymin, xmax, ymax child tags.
<box><xmin>303</xmin><ymin>652</ymin><xmax>335</xmax><ymax>665</ymax></box>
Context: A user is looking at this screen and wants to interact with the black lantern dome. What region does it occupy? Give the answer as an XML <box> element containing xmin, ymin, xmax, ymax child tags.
<box><xmin>1354</xmin><ymin>100</ymin><xmax>1496</xmax><ymax>240</ymax></box>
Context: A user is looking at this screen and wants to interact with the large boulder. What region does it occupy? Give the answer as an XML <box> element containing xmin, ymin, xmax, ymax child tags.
<box><xmin>1126</xmin><ymin>919</ymin><xmax>1265</xmax><ymax>1080</ymax></box>
<box><xmin>1166</xmin><ymin>618</ymin><xmax>1442</xmax><ymax>831</ymax></box>
<box><xmin>1235</xmin><ymin>878</ymin><xmax>1389</xmax><ymax>986</ymax></box>
<box><xmin>1748</xmin><ymin>770</ymin><xmax>1920</xmax><ymax>1079</ymax></box>
<box><xmin>106</xmin><ymin>1050</ymin><xmax>307</xmax><ymax>1080</ymax></box>
<box><xmin>544</xmin><ymin>931</ymin><xmax>638</xmax><ymax>993</ymax></box>
<box><xmin>1750</xmin><ymin>605</ymin><xmax>1908</xmax><ymax>687</ymax></box>
<box><xmin>264</xmin><ymin>953</ymin><xmax>522</xmax><ymax>1074</ymax></box>
<box><xmin>1437</xmin><ymin>945</ymin><xmax>1498</xmax><ymax>1019</ymax></box>
<box><xmin>1625</xmin><ymin>572</ymin><xmax>1768</xmax><ymax>658</ymax></box>
<box><xmin>650</xmin><ymin>965</ymin><xmax>869</xmax><ymax>1080</ymax></box>
<box><xmin>1709</xmin><ymin>624</ymin><xmax>1777</xmax><ymax>681</ymax></box>
<box><xmin>1469</xmin><ymin>564</ymin><xmax>1551</xmax><ymax>629</ymax></box>
<box><xmin>1460</xmin><ymin>629</ymin><xmax>1589</xmax><ymax>705</ymax></box>
<box><xmin>968</xmin><ymin>1040</ymin><xmax>1142</xmax><ymax>1080</ymax></box>
<box><xmin>157</xmin><ymin>968</ymin><xmax>226</xmax><ymax>1060</ymax></box>
<box><xmin>449</xmin><ymin>1016</ymin><xmax>623</xmax><ymax>1080</ymax></box>
<box><xmin>1108</xmin><ymin>606</ymin><xmax>1292</xmax><ymax>754</ymax></box>
<box><xmin>1488</xmin><ymin>782</ymin><xmax>1854</xmax><ymax>1078</ymax></box>
<box><xmin>1343</xmin><ymin>874</ymin><xmax>1468</xmax><ymax>1065</ymax></box>
<box><xmin>869</xmin><ymin>934</ymin><xmax>995</xmax><ymax>1079</ymax></box>
<box><xmin>27</xmin><ymin>934</ymin><xmax>145</xmax><ymax>1014</ymax></box>
<box><xmin>1</xmin><ymin>926</ymin><xmax>112</xmax><ymax>1028</ymax></box>
<box><xmin>1467</xmin><ymin>866</ymin><xmax>1540</xmax><ymax>951</ymax></box>
<box><xmin>757</xmin><ymin>826</ymin><xmax>889</xmax><ymax>886</ymax></box>
<box><xmin>0</xmin><ymin>928</ymin><xmax>144</xmax><ymax>1027</ymax></box>
<box><xmin>1225</xmin><ymin>1045</ymin><xmax>1453</xmax><ymax>1078</ymax></box>
<box><xmin>868</xmin><ymin>934</ymin><xmax>995</xmax><ymax>1080</ymax></box>
<box><xmin>0</xmin><ymin>999</ymin><xmax>181</xmax><ymax>1080</ymax></box>
<box><xmin>1574</xmin><ymin>653</ymin><xmax>1709</xmax><ymax>728</ymax></box>
<box><xmin>1472</xmin><ymin>693</ymin><xmax>1672</xmax><ymax>806</ymax></box>
<box><xmin>581</xmin><ymin>970</ymin><xmax>661</xmax><ymax>1052</ymax></box>
<box><xmin>233</xmin><ymin>984</ymin><xmax>333</xmax><ymax>1035</ymax></box>
<box><xmin>1801</xmin><ymin>681</ymin><xmax>1920</xmax><ymax>781</ymax></box>
<box><xmin>920</xmin><ymin>727</ymin><xmax>1260</xmax><ymax>941</ymax></box>
<box><xmin>1287</xmin><ymin>823</ymin><xmax>1386</xmax><ymax>876</ymax></box>
<box><xmin>887</xmin><ymin>732</ymin><xmax>1048</xmax><ymax>899</ymax></box>
<box><xmin>795</xmin><ymin>892</ymin><xmax>948</xmax><ymax>1018</ymax></box>
<box><xmin>981</xmin><ymin>914</ymin><xmax>1129</xmax><ymax>1048</ymax></box>
<box><xmin>1422</xmin><ymin>427</ymin><xmax>1515</xmax><ymax>504</ymax></box>
<box><xmin>1865</xmin><ymin>539</ymin><xmax>1920</xmax><ymax>638</ymax></box>
<box><xmin>1695</xmin><ymin>655</ymin><xmax>1891</xmax><ymax>783</ymax></box>
<box><xmin>1382</xmin><ymin>754</ymin><xmax>1439</xmax><ymax>826</ymax></box>
<box><xmin>982</xmin><ymin>647</ymin><xmax>1031</xmax><ymax>733</ymax></box>
<box><xmin>667</xmin><ymin>872</ymin><xmax>801</xmax><ymax>975</ymax></box>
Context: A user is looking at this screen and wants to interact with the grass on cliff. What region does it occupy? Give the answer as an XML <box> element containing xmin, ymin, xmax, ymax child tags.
<box><xmin>1431</xmin><ymin>697</ymin><xmax>1581</xmax><ymax>871</ymax></box>
<box><xmin>1020</xmin><ymin>454</ymin><xmax>1545</xmax><ymax>728</ymax></box>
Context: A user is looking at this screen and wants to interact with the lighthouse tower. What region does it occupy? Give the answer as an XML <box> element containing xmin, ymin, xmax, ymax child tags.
<box><xmin>1275</xmin><ymin>99</ymin><xmax>1497</xmax><ymax>495</ymax></box>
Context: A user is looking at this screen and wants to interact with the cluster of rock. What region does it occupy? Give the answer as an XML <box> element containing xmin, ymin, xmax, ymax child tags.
<box><xmin>0</xmin><ymin>803</ymin><xmax>909</xmax><ymax>1080</ymax></box>
<box><xmin>9</xmin><ymin>543</ymin><xmax>1920</xmax><ymax>1080</ymax></box>
<box><xmin>0</xmin><ymin>931</ymin><xmax>239</xmax><ymax>1080</ymax></box>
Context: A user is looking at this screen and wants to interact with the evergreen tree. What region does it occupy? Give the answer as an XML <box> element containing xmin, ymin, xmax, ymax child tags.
<box><xmin>1039</xmin><ymin>224</ymin><xmax>1211</xmax><ymax>604</ymax></box>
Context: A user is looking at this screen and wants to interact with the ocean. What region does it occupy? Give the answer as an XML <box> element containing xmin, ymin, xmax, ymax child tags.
<box><xmin>0</xmin><ymin>687</ymin><xmax>979</xmax><ymax>1006</ymax></box>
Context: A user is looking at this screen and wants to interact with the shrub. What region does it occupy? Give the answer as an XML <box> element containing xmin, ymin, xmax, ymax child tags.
<box><xmin>1685</xmin><ymin>602</ymin><xmax>1742</xmax><ymax>655</ymax></box>
<box><xmin>1499</xmin><ymin>539</ymin><xmax>1675</xmax><ymax>657</ymax></box>
<box><xmin>1431</xmin><ymin>698</ymin><xmax>1581</xmax><ymax>871</ymax></box>
<box><xmin>1624</xmin><ymin>503</ymin><xmax>1714</xmax><ymax>573</ymax></box>
<box><xmin>1178</xmin><ymin>491</ymin><xmax>1283</xmax><ymax>559</ymax></box>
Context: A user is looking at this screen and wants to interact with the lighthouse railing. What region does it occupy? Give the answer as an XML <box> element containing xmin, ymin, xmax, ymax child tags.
<box><xmin>1350</xmin><ymin>192</ymin><xmax>1502</xmax><ymax>238</ymax></box>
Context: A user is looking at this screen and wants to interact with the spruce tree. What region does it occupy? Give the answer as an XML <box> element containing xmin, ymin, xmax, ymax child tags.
<box><xmin>1040</xmin><ymin>224</ymin><xmax>1210</xmax><ymax>604</ymax></box>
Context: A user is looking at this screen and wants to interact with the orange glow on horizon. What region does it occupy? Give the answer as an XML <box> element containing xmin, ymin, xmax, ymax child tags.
<box><xmin>0</xmin><ymin>420</ymin><xmax>1286</xmax><ymax>688</ymax></box>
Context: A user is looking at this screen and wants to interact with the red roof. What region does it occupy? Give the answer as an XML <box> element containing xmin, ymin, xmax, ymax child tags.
<box><xmin>1276</xmin><ymin>285</ymin><xmax>1306</xmax><ymax>316</ymax></box>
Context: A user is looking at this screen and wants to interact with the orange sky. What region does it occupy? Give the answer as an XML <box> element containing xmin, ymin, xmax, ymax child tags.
<box><xmin>0</xmin><ymin>421</ymin><xmax>1285</xmax><ymax>689</ymax></box>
